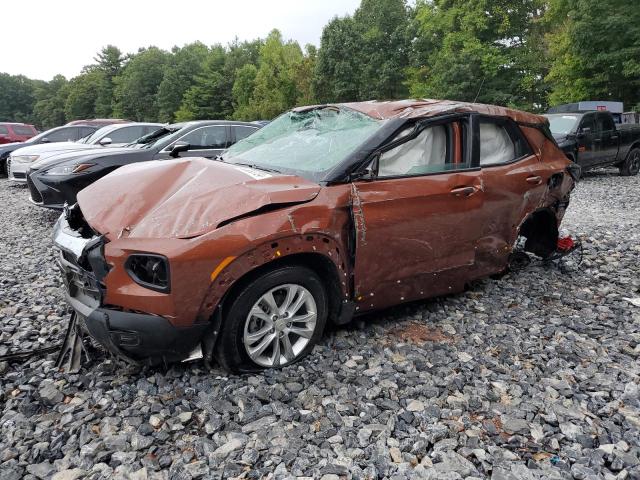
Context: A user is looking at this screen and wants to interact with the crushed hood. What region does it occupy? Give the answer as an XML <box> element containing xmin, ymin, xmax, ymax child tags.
<box><xmin>77</xmin><ymin>158</ymin><xmax>321</xmax><ymax>239</ymax></box>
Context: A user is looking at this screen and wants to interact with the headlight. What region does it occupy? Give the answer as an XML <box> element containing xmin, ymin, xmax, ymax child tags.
<box><xmin>44</xmin><ymin>163</ymin><xmax>95</xmax><ymax>176</ymax></box>
<box><xmin>125</xmin><ymin>254</ymin><xmax>170</xmax><ymax>292</ymax></box>
<box><xmin>11</xmin><ymin>155</ymin><xmax>39</xmax><ymax>163</ymax></box>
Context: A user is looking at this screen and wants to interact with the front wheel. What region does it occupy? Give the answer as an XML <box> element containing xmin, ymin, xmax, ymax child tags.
<box><xmin>619</xmin><ymin>148</ymin><xmax>640</xmax><ymax>176</ymax></box>
<box><xmin>214</xmin><ymin>265</ymin><xmax>328</xmax><ymax>373</ymax></box>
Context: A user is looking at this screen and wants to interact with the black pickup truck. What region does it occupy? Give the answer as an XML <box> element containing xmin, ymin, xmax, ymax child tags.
<box><xmin>544</xmin><ymin>111</ymin><xmax>640</xmax><ymax>176</ymax></box>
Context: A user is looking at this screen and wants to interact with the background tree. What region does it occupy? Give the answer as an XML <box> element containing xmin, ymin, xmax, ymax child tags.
<box><xmin>251</xmin><ymin>30</ymin><xmax>306</xmax><ymax>119</ymax></box>
<box><xmin>232</xmin><ymin>64</ymin><xmax>259</xmax><ymax>120</ymax></box>
<box><xmin>546</xmin><ymin>0</ymin><xmax>640</xmax><ymax>109</ymax></box>
<box><xmin>32</xmin><ymin>75</ymin><xmax>69</xmax><ymax>128</ymax></box>
<box><xmin>353</xmin><ymin>0</ymin><xmax>410</xmax><ymax>99</ymax></box>
<box><xmin>406</xmin><ymin>0</ymin><xmax>548</xmax><ymax>112</ymax></box>
<box><xmin>113</xmin><ymin>47</ymin><xmax>170</xmax><ymax>121</ymax></box>
<box><xmin>93</xmin><ymin>45</ymin><xmax>125</xmax><ymax>117</ymax></box>
<box><xmin>314</xmin><ymin>16</ymin><xmax>362</xmax><ymax>103</ymax></box>
<box><xmin>0</xmin><ymin>74</ymin><xmax>37</xmax><ymax>122</ymax></box>
<box><xmin>64</xmin><ymin>70</ymin><xmax>103</xmax><ymax>121</ymax></box>
<box><xmin>157</xmin><ymin>42</ymin><xmax>210</xmax><ymax>123</ymax></box>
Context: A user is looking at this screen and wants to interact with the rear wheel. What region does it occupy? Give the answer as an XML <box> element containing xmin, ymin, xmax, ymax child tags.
<box><xmin>215</xmin><ymin>265</ymin><xmax>328</xmax><ymax>372</ymax></box>
<box><xmin>619</xmin><ymin>148</ymin><xmax>640</xmax><ymax>176</ymax></box>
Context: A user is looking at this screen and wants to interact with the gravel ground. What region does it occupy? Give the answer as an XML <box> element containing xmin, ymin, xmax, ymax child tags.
<box><xmin>1</xmin><ymin>171</ymin><xmax>639</xmax><ymax>480</ymax></box>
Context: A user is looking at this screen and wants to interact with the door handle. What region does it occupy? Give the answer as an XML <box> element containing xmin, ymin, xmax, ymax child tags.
<box><xmin>526</xmin><ymin>175</ymin><xmax>542</xmax><ymax>185</ymax></box>
<box><xmin>611</xmin><ymin>135</ymin><xmax>619</xmax><ymax>140</ymax></box>
<box><xmin>450</xmin><ymin>186</ymin><xmax>477</xmax><ymax>197</ymax></box>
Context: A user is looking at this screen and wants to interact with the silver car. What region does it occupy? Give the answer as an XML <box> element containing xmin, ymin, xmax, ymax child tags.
<box><xmin>8</xmin><ymin>123</ymin><xmax>162</xmax><ymax>183</ymax></box>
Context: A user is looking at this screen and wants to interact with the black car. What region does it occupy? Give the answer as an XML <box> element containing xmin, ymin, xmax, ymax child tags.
<box><xmin>0</xmin><ymin>124</ymin><xmax>99</xmax><ymax>175</ymax></box>
<box><xmin>545</xmin><ymin>110</ymin><xmax>640</xmax><ymax>176</ymax></box>
<box><xmin>27</xmin><ymin>121</ymin><xmax>261</xmax><ymax>209</ymax></box>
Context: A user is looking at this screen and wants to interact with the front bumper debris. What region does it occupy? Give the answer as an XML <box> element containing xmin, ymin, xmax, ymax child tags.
<box><xmin>53</xmin><ymin>210</ymin><xmax>208</xmax><ymax>368</ymax></box>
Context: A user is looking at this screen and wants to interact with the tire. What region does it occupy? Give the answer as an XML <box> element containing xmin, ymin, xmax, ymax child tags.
<box><xmin>214</xmin><ymin>265</ymin><xmax>328</xmax><ymax>373</ymax></box>
<box><xmin>619</xmin><ymin>148</ymin><xmax>640</xmax><ymax>176</ymax></box>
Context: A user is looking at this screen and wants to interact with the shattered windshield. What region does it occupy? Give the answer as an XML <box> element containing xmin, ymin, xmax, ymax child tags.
<box><xmin>222</xmin><ymin>107</ymin><xmax>385</xmax><ymax>181</ymax></box>
<box><xmin>545</xmin><ymin>114</ymin><xmax>580</xmax><ymax>135</ymax></box>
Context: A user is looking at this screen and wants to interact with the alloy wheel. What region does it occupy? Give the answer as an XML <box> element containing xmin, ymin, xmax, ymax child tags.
<box><xmin>243</xmin><ymin>283</ymin><xmax>317</xmax><ymax>367</ymax></box>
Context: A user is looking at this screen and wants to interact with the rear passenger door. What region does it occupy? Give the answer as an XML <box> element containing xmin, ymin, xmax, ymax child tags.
<box><xmin>477</xmin><ymin>116</ymin><xmax>552</xmax><ymax>271</ymax></box>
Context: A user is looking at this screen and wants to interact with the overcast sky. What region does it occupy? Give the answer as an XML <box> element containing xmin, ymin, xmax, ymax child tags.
<box><xmin>3</xmin><ymin>0</ymin><xmax>361</xmax><ymax>81</ymax></box>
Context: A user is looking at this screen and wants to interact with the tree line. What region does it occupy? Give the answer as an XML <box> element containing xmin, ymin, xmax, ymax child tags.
<box><xmin>2</xmin><ymin>0</ymin><xmax>639</xmax><ymax>129</ymax></box>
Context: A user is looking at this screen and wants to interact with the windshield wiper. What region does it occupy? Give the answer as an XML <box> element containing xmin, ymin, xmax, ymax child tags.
<box><xmin>233</xmin><ymin>162</ymin><xmax>282</xmax><ymax>174</ymax></box>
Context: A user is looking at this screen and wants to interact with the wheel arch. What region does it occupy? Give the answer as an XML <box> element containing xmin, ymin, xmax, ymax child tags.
<box><xmin>197</xmin><ymin>234</ymin><xmax>351</xmax><ymax>327</ymax></box>
<box><xmin>517</xmin><ymin>208</ymin><xmax>559</xmax><ymax>258</ymax></box>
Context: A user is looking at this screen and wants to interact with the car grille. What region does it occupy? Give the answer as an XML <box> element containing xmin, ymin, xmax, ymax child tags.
<box><xmin>26</xmin><ymin>176</ymin><xmax>43</xmax><ymax>203</ymax></box>
<box><xmin>57</xmin><ymin>249</ymin><xmax>102</xmax><ymax>308</ymax></box>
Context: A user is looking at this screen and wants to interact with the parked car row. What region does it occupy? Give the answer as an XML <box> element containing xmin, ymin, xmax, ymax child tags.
<box><xmin>32</xmin><ymin>99</ymin><xmax>579</xmax><ymax>372</ymax></box>
<box><xmin>0</xmin><ymin>118</ymin><xmax>128</xmax><ymax>174</ymax></box>
<box><xmin>8</xmin><ymin>122</ymin><xmax>162</xmax><ymax>183</ymax></box>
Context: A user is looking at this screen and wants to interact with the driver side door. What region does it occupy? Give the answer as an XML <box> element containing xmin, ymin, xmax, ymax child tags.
<box><xmin>351</xmin><ymin>116</ymin><xmax>484</xmax><ymax>312</ymax></box>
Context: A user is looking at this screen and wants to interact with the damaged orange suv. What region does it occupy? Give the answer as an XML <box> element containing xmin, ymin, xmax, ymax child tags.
<box><xmin>53</xmin><ymin>100</ymin><xmax>578</xmax><ymax>371</ymax></box>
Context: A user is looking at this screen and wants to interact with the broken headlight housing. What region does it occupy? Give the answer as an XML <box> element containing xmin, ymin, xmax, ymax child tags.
<box><xmin>125</xmin><ymin>254</ymin><xmax>170</xmax><ymax>293</ymax></box>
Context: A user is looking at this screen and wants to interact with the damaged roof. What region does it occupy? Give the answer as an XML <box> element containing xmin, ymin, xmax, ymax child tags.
<box><xmin>294</xmin><ymin>99</ymin><xmax>548</xmax><ymax>125</ymax></box>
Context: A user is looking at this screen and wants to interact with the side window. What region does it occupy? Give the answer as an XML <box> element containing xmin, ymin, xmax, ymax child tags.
<box><xmin>579</xmin><ymin>115</ymin><xmax>595</xmax><ymax>133</ymax></box>
<box><xmin>596</xmin><ymin>114</ymin><xmax>615</xmax><ymax>133</ymax></box>
<box><xmin>0</xmin><ymin>126</ymin><xmax>9</xmax><ymax>135</ymax></box>
<box><xmin>479</xmin><ymin>119</ymin><xmax>531</xmax><ymax>166</ymax></box>
<box><xmin>107</xmin><ymin>126</ymin><xmax>145</xmax><ymax>143</ymax></box>
<box><xmin>378</xmin><ymin>123</ymin><xmax>460</xmax><ymax>177</ymax></box>
<box><xmin>179</xmin><ymin>126</ymin><xmax>227</xmax><ymax>149</ymax></box>
<box><xmin>234</xmin><ymin>126</ymin><xmax>258</xmax><ymax>142</ymax></box>
<box><xmin>79</xmin><ymin>127</ymin><xmax>97</xmax><ymax>139</ymax></box>
<box><xmin>12</xmin><ymin>125</ymin><xmax>35</xmax><ymax>136</ymax></box>
<box><xmin>45</xmin><ymin>127</ymin><xmax>78</xmax><ymax>142</ymax></box>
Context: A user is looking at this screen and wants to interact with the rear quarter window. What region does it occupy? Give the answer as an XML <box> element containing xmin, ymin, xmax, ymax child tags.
<box><xmin>0</xmin><ymin>126</ymin><xmax>9</xmax><ymax>135</ymax></box>
<box><xmin>479</xmin><ymin>118</ymin><xmax>532</xmax><ymax>166</ymax></box>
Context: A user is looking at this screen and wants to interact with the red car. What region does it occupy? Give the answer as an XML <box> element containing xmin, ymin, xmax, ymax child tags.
<box><xmin>0</xmin><ymin>123</ymin><xmax>38</xmax><ymax>144</ymax></box>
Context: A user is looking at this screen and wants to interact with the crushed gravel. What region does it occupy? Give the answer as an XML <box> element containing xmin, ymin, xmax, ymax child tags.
<box><xmin>1</xmin><ymin>170</ymin><xmax>639</xmax><ymax>480</ymax></box>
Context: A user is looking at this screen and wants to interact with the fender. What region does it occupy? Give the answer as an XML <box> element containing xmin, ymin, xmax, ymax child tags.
<box><xmin>194</xmin><ymin>233</ymin><xmax>352</xmax><ymax>325</ymax></box>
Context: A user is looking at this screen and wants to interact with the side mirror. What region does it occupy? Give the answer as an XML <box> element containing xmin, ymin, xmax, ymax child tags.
<box><xmin>41</xmin><ymin>138</ymin><xmax>50</xmax><ymax>143</ymax></box>
<box><xmin>169</xmin><ymin>141</ymin><xmax>190</xmax><ymax>158</ymax></box>
<box><xmin>99</xmin><ymin>137</ymin><xmax>112</xmax><ymax>146</ymax></box>
<box><xmin>576</xmin><ymin>127</ymin><xmax>591</xmax><ymax>139</ymax></box>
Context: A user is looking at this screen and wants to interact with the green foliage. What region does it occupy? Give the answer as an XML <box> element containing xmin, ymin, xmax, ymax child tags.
<box><xmin>64</xmin><ymin>70</ymin><xmax>104</xmax><ymax>121</ymax></box>
<box><xmin>407</xmin><ymin>0</ymin><xmax>549</xmax><ymax>112</ymax></box>
<box><xmin>157</xmin><ymin>42</ymin><xmax>209</xmax><ymax>123</ymax></box>
<box><xmin>93</xmin><ymin>45</ymin><xmax>125</xmax><ymax>117</ymax></box>
<box><xmin>546</xmin><ymin>0</ymin><xmax>640</xmax><ymax>109</ymax></box>
<box><xmin>0</xmin><ymin>74</ymin><xmax>37</xmax><ymax>123</ymax></box>
<box><xmin>33</xmin><ymin>75</ymin><xmax>69</xmax><ymax>128</ymax></box>
<box><xmin>113</xmin><ymin>47</ymin><xmax>171</xmax><ymax>121</ymax></box>
<box><xmin>251</xmin><ymin>30</ymin><xmax>306</xmax><ymax>119</ymax></box>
